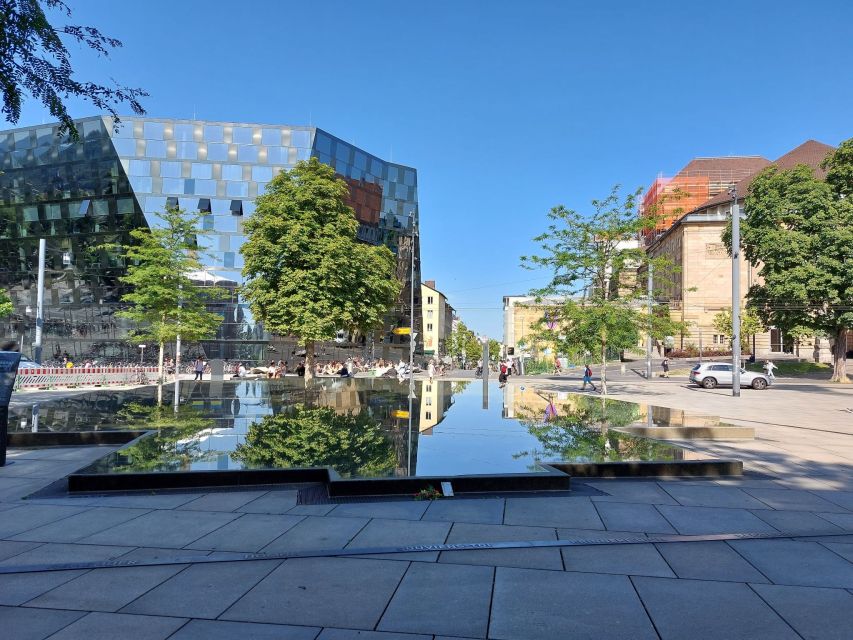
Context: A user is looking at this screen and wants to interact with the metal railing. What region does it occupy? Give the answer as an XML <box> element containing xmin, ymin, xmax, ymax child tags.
<box><xmin>14</xmin><ymin>367</ymin><xmax>159</xmax><ymax>390</ymax></box>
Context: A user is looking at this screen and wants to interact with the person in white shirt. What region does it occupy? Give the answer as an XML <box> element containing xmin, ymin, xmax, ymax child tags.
<box><xmin>764</xmin><ymin>360</ymin><xmax>777</xmax><ymax>380</ymax></box>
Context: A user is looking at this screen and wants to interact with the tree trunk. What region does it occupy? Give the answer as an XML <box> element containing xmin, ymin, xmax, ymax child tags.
<box><xmin>832</xmin><ymin>327</ymin><xmax>849</xmax><ymax>383</ymax></box>
<box><xmin>600</xmin><ymin>339</ymin><xmax>607</xmax><ymax>396</ymax></box>
<box><xmin>157</xmin><ymin>339</ymin><xmax>165</xmax><ymax>384</ymax></box>
<box><xmin>304</xmin><ymin>339</ymin><xmax>315</xmax><ymax>383</ymax></box>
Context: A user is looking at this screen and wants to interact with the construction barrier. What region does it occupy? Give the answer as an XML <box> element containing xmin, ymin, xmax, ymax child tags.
<box><xmin>14</xmin><ymin>367</ymin><xmax>159</xmax><ymax>390</ymax></box>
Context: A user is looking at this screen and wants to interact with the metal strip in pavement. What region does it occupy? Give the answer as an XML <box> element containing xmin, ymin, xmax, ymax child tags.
<box><xmin>0</xmin><ymin>529</ymin><xmax>850</xmax><ymax>575</ymax></box>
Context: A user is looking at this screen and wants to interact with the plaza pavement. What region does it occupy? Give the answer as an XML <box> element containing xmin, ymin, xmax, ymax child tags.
<box><xmin>1</xmin><ymin>375</ymin><xmax>853</xmax><ymax>639</ymax></box>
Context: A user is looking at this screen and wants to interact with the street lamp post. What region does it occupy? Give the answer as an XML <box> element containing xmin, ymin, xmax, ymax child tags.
<box><xmin>730</xmin><ymin>186</ymin><xmax>741</xmax><ymax>397</ymax></box>
<box><xmin>407</xmin><ymin>226</ymin><xmax>418</xmax><ymax>474</ymax></box>
<box><xmin>33</xmin><ymin>239</ymin><xmax>46</xmax><ymax>364</ymax></box>
<box><xmin>138</xmin><ymin>344</ymin><xmax>146</xmax><ymax>365</ymax></box>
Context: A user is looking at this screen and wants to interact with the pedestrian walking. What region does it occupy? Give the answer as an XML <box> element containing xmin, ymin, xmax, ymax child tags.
<box><xmin>764</xmin><ymin>360</ymin><xmax>777</xmax><ymax>380</ymax></box>
<box><xmin>553</xmin><ymin>358</ymin><xmax>563</xmax><ymax>375</ymax></box>
<box><xmin>427</xmin><ymin>360</ymin><xmax>435</xmax><ymax>381</ymax></box>
<box><xmin>193</xmin><ymin>357</ymin><xmax>204</xmax><ymax>381</ymax></box>
<box><xmin>661</xmin><ymin>357</ymin><xmax>670</xmax><ymax>378</ymax></box>
<box><xmin>581</xmin><ymin>364</ymin><xmax>597</xmax><ymax>392</ymax></box>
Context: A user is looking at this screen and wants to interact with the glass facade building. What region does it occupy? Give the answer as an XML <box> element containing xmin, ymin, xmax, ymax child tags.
<box><xmin>0</xmin><ymin>116</ymin><xmax>420</xmax><ymax>363</ymax></box>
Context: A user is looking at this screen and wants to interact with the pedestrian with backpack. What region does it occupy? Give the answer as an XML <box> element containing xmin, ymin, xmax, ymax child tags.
<box><xmin>581</xmin><ymin>364</ymin><xmax>597</xmax><ymax>392</ymax></box>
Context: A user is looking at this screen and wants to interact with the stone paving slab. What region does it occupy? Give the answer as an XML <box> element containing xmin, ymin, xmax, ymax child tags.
<box><xmin>330</xmin><ymin>501</ymin><xmax>430</xmax><ymax>521</ymax></box>
<box><xmin>84</xmin><ymin>493</ymin><xmax>200</xmax><ymax>509</ymax></box>
<box><xmin>632</xmin><ymin>576</ymin><xmax>799</xmax><ymax>639</ymax></box>
<box><xmin>490</xmin><ymin>567</ymin><xmax>657</xmax><ymax>640</ymax></box>
<box><xmin>9</xmin><ymin>507</ymin><xmax>151</xmax><ymax>543</ymax></box>
<box><xmin>561</xmin><ymin>543</ymin><xmax>675</xmax><ymax>578</ymax></box>
<box><xmin>593</xmin><ymin>501</ymin><xmax>677</xmax><ymax>534</ymax></box>
<box><xmin>377</xmin><ymin>562</ymin><xmax>493</xmax><ymax>638</ymax></box>
<box><xmin>503</xmin><ymin>496</ymin><xmax>604</xmax><ymax>529</ymax></box>
<box><xmin>0</xmin><ymin>542</ymin><xmax>133</xmax><ymax>567</ymax></box>
<box><xmin>439</xmin><ymin>522</ymin><xmax>561</xmax><ymax>570</ymax></box>
<box><xmin>750</xmin><ymin>583</ymin><xmax>853</xmax><ymax>640</ymax></box>
<box><xmin>0</xmin><ymin>604</ymin><xmax>86</xmax><ymax>640</ymax></box>
<box><xmin>318</xmin><ymin>630</ymin><xmax>429</xmax><ymax>640</ymax></box>
<box><xmin>25</xmin><ymin>563</ymin><xmax>186</xmax><ymax>612</ymax></box>
<box><xmin>177</xmin><ymin>490</ymin><xmax>270</xmax><ymax>512</ymax></box>
<box><xmin>815</xmin><ymin>511</ymin><xmax>853</xmax><ymax>530</ymax></box>
<box><xmin>660</xmin><ymin>484</ymin><xmax>771</xmax><ymax>509</ymax></box>
<box><xmin>346</xmin><ymin>517</ymin><xmax>450</xmax><ymax>561</ymax></box>
<box><xmin>0</xmin><ymin>540</ymin><xmax>41</xmax><ymax>562</ymax></box>
<box><xmin>121</xmin><ymin>559</ymin><xmax>281</xmax><ymax>619</ymax></box>
<box><xmin>656</xmin><ymin>505</ymin><xmax>778</xmax><ymax>535</ymax></box>
<box><xmin>653</xmin><ymin>540</ymin><xmax>769</xmax><ymax>583</ymax></box>
<box><xmin>750</xmin><ymin>508</ymin><xmax>846</xmax><ymax>534</ymax></box>
<box><xmin>584</xmin><ymin>480</ymin><xmax>679</xmax><ymax>505</ymax></box>
<box><xmin>0</xmin><ymin>504</ymin><xmax>89</xmax><ymax>538</ymax></box>
<box><xmin>743</xmin><ymin>487</ymin><xmax>852</xmax><ymax>512</ymax></box>
<box><xmin>824</xmin><ymin>541</ymin><xmax>853</xmax><ymax>562</ymax></box>
<box><xmin>236</xmin><ymin>491</ymin><xmax>299</xmax><ymax>514</ymax></box>
<box><xmin>728</xmin><ymin>539</ymin><xmax>853</xmax><ymax>588</ymax></box>
<box><xmin>222</xmin><ymin>557</ymin><xmax>407</xmax><ymax>629</ymax></box>
<box><xmin>421</xmin><ymin>498</ymin><xmax>505</xmax><ymax>524</ymax></box>
<box><xmin>0</xmin><ymin>569</ymin><xmax>86</xmax><ymax>606</ymax></box>
<box><xmin>45</xmin><ymin>611</ymin><xmax>187</xmax><ymax>640</ymax></box>
<box><xmin>260</xmin><ymin>516</ymin><xmax>368</xmax><ymax>553</ymax></box>
<box><xmin>81</xmin><ymin>509</ymin><xmax>241</xmax><ymax>548</ymax></box>
<box><xmin>185</xmin><ymin>513</ymin><xmax>305</xmax><ymax>552</ymax></box>
<box><xmin>171</xmin><ymin>619</ymin><xmax>320</xmax><ymax>639</ymax></box>
<box><xmin>286</xmin><ymin>504</ymin><xmax>337</xmax><ymax>516</ymax></box>
<box><xmin>811</xmin><ymin>490</ymin><xmax>853</xmax><ymax>510</ymax></box>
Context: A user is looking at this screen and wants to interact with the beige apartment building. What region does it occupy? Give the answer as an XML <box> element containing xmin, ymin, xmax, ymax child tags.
<box><xmin>502</xmin><ymin>295</ymin><xmax>565</xmax><ymax>360</ymax></box>
<box><xmin>421</xmin><ymin>280</ymin><xmax>454</xmax><ymax>357</ymax></box>
<box><xmin>646</xmin><ymin>140</ymin><xmax>837</xmax><ymax>360</ymax></box>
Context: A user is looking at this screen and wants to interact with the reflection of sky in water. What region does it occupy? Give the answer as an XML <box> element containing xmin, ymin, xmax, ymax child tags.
<box><xmin>16</xmin><ymin>379</ymin><xmax>696</xmax><ymax>479</ymax></box>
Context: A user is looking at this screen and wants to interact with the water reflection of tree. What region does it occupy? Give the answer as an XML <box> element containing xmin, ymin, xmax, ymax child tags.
<box><xmin>232</xmin><ymin>406</ymin><xmax>396</xmax><ymax>478</ymax></box>
<box><xmin>515</xmin><ymin>394</ymin><xmax>677</xmax><ymax>462</ymax></box>
<box><xmin>109</xmin><ymin>403</ymin><xmax>219</xmax><ymax>472</ymax></box>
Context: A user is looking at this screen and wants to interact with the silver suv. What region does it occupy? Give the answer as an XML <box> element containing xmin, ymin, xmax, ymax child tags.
<box><xmin>689</xmin><ymin>362</ymin><xmax>771</xmax><ymax>390</ymax></box>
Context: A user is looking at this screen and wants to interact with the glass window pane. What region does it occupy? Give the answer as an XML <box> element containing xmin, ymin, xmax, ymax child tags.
<box><xmin>191</xmin><ymin>163</ymin><xmax>212</xmax><ymax>179</ymax></box>
<box><xmin>131</xmin><ymin>176</ymin><xmax>153</xmax><ymax>192</ymax></box>
<box><xmin>160</xmin><ymin>161</ymin><xmax>182</xmax><ymax>178</ymax></box>
<box><xmin>113</xmin><ymin>120</ymin><xmax>134</xmax><ymax>138</ymax></box>
<box><xmin>176</xmin><ymin>141</ymin><xmax>198</xmax><ymax>159</ymax></box>
<box><xmin>203</xmin><ymin>125</ymin><xmax>224</xmax><ymax>142</ymax></box>
<box><xmin>145</xmin><ymin>140</ymin><xmax>167</xmax><ymax>158</ymax></box>
<box><xmin>237</xmin><ymin>145</ymin><xmax>259</xmax><ymax>163</ymax></box>
<box><xmin>162</xmin><ymin>177</ymin><xmax>184</xmax><ymax>193</ymax></box>
<box><xmin>251</xmin><ymin>166</ymin><xmax>272</xmax><ymax>182</ymax></box>
<box><xmin>261</xmin><ymin>128</ymin><xmax>281</xmax><ymax>146</ymax></box>
<box><xmin>266</xmin><ymin>147</ymin><xmax>286</xmax><ymax>164</ymax></box>
<box><xmin>210</xmin><ymin>199</ymin><xmax>230</xmax><ymax>215</ymax></box>
<box><xmin>184</xmin><ymin>178</ymin><xmax>195</xmax><ymax>195</ymax></box>
<box><xmin>173</xmin><ymin>123</ymin><xmax>194</xmax><ymax>141</ymax></box>
<box><xmin>291</xmin><ymin>130</ymin><xmax>311</xmax><ymax>148</ymax></box>
<box><xmin>117</xmin><ymin>197</ymin><xmax>135</xmax><ymax>214</ymax></box>
<box><xmin>388</xmin><ymin>165</ymin><xmax>399</xmax><ymax>182</ymax></box>
<box><xmin>214</xmin><ymin>216</ymin><xmax>239</xmax><ymax>232</ymax></box>
<box><xmin>232</xmin><ymin>127</ymin><xmax>253</xmax><ymax>144</ymax></box>
<box><xmin>194</xmin><ymin>179</ymin><xmax>217</xmax><ymax>196</ymax></box>
<box><xmin>296</xmin><ymin>148</ymin><xmax>310</xmax><ymax>162</ymax></box>
<box><xmin>93</xmin><ymin>200</ymin><xmax>109</xmax><ymax>216</ymax></box>
<box><xmin>226</xmin><ymin>181</ymin><xmax>248</xmax><ymax>197</ymax></box>
<box><xmin>143</xmin><ymin>122</ymin><xmax>165</xmax><ymax>140</ymax></box>
<box><xmin>222</xmin><ymin>164</ymin><xmax>242</xmax><ymax>181</ymax></box>
<box><xmin>128</xmin><ymin>159</ymin><xmax>150</xmax><ymax>176</ymax></box>
<box><xmin>111</xmin><ymin>138</ymin><xmax>136</xmax><ymax>156</ymax></box>
<box><xmin>404</xmin><ymin>169</ymin><xmax>416</xmax><ymax>186</ymax></box>
<box><xmin>206</xmin><ymin>143</ymin><xmax>227</xmax><ymax>161</ymax></box>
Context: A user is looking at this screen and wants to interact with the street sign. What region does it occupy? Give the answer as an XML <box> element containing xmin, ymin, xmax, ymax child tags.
<box><xmin>392</xmin><ymin>409</ymin><xmax>410</xmax><ymax>419</ymax></box>
<box><xmin>392</xmin><ymin>327</ymin><xmax>411</xmax><ymax>335</ymax></box>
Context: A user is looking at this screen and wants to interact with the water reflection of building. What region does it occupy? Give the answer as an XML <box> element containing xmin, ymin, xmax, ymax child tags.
<box><xmin>418</xmin><ymin>379</ymin><xmax>453</xmax><ymax>434</ymax></box>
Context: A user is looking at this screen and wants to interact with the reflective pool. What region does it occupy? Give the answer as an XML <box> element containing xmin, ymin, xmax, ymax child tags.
<box><xmin>13</xmin><ymin>379</ymin><xmax>709</xmax><ymax>479</ymax></box>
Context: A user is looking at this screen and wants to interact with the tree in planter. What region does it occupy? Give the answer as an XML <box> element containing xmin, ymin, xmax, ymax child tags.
<box><xmin>114</xmin><ymin>207</ymin><xmax>224</xmax><ymax>388</ymax></box>
<box><xmin>232</xmin><ymin>406</ymin><xmax>396</xmax><ymax>478</ymax></box>
<box><xmin>521</xmin><ymin>186</ymin><xmax>685</xmax><ymax>394</ymax></box>
<box><xmin>240</xmin><ymin>158</ymin><xmax>400</xmax><ymax>382</ymax></box>
<box><xmin>712</xmin><ymin>307</ymin><xmax>765</xmax><ymax>352</ymax></box>
<box><xmin>1</xmin><ymin>0</ymin><xmax>147</xmax><ymax>138</ymax></box>
<box><xmin>726</xmin><ymin>138</ymin><xmax>853</xmax><ymax>382</ymax></box>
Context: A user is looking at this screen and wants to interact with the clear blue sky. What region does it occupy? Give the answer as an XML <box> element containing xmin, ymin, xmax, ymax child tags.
<box><xmin>15</xmin><ymin>0</ymin><xmax>853</xmax><ymax>338</ymax></box>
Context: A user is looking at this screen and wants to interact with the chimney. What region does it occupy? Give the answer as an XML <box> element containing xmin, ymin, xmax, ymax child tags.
<box><xmin>424</xmin><ymin>280</ymin><xmax>436</xmax><ymax>289</ymax></box>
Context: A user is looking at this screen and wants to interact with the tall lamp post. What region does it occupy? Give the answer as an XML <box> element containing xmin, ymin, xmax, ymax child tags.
<box><xmin>406</xmin><ymin>225</ymin><xmax>418</xmax><ymax>476</ymax></box>
<box><xmin>138</xmin><ymin>344</ymin><xmax>146</xmax><ymax>365</ymax></box>
<box><xmin>730</xmin><ymin>186</ymin><xmax>741</xmax><ymax>397</ymax></box>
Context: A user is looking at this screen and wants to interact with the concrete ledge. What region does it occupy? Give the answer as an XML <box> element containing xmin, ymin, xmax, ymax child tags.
<box><xmin>550</xmin><ymin>459</ymin><xmax>743</xmax><ymax>478</ymax></box>
<box><xmin>9</xmin><ymin>430</ymin><xmax>147</xmax><ymax>447</ymax></box>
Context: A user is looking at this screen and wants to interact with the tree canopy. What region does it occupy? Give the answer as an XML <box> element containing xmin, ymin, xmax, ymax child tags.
<box><xmin>521</xmin><ymin>186</ymin><xmax>684</xmax><ymax>392</ymax></box>
<box><xmin>446</xmin><ymin>319</ymin><xmax>483</xmax><ymax>364</ymax></box>
<box><xmin>1</xmin><ymin>0</ymin><xmax>147</xmax><ymax>138</ymax></box>
<box><xmin>240</xmin><ymin>157</ymin><xmax>401</xmax><ymax>379</ymax></box>
<box><xmin>0</xmin><ymin>290</ymin><xmax>13</xmax><ymax>318</ymax></box>
<box><xmin>730</xmin><ymin>139</ymin><xmax>853</xmax><ymax>382</ymax></box>
<box><xmin>232</xmin><ymin>406</ymin><xmax>396</xmax><ymax>478</ymax></box>
<box><xmin>115</xmin><ymin>206</ymin><xmax>224</xmax><ymax>382</ymax></box>
<box><xmin>712</xmin><ymin>307</ymin><xmax>765</xmax><ymax>351</ymax></box>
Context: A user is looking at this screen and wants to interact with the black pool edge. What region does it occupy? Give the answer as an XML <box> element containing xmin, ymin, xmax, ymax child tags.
<box><xmin>66</xmin><ymin>459</ymin><xmax>743</xmax><ymax>496</ymax></box>
<box><xmin>9</xmin><ymin>430</ymin><xmax>148</xmax><ymax>447</ymax></box>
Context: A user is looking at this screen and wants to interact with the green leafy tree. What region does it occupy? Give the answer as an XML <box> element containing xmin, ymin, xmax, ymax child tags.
<box><xmin>1</xmin><ymin>0</ymin><xmax>147</xmax><ymax>138</ymax></box>
<box><xmin>727</xmin><ymin>140</ymin><xmax>853</xmax><ymax>382</ymax></box>
<box><xmin>0</xmin><ymin>290</ymin><xmax>13</xmax><ymax>318</ymax></box>
<box><xmin>114</xmin><ymin>207</ymin><xmax>224</xmax><ymax>384</ymax></box>
<box><xmin>232</xmin><ymin>406</ymin><xmax>396</xmax><ymax>478</ymax></box>
<box><xmin>446</xmin><ymin>319</ymin><xmax>484</xmax><ymax>365</ymax></box>
<box><xmin>712</xmin><ymin>307</ymin><xmax>765</xmax><ymax>351</ymax></box>
<box><xmin>522</xmin><ymin>186</ymin><xmax>685</xmax><ymax>393</ymax></box>
<box><xmin>240</xmin><ymin>158</ymin><xmax>400</xmax><ymax>381</ymax></box>
<box><xmin>488</xmin><ymin>338</ymin><xmax>501</xmax><ymax>361</ymax></box>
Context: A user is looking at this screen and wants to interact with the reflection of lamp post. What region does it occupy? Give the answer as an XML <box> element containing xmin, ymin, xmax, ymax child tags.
<box><xmin>138</xmin><ymin>344</ymin><xmax>146</xmax><ymax>365</ymax></box>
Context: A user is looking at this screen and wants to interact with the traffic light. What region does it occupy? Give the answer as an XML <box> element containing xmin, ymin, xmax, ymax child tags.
<box><xmin>507</xmin><ymin>347</ymin><xmax>514</xmax><ymax>355</ymax></box>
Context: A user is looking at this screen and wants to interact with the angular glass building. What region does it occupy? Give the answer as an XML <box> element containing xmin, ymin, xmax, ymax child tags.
<box><xmin>0</xmin><ymin>116</ymin><xmax>420</xmax><ymax>363</ymax></box>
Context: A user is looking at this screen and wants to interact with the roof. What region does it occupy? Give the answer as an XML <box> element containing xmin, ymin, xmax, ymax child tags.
<box><xmin>676</xmin><ymin>156</ymin><xmax>770</xmax><ymax>178</ymax></box>
<box><xmin>696</xmin><ymin>140</ymin><xmax>835</xmax><ymax>209</ymax></box>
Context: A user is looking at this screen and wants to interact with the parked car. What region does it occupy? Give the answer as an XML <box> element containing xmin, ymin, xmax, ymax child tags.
<box><xmin>16</xmin><ymin>356</ymin><xmax>39</xmax><ymax>370</ymax></box>
<box><xmin>689</xmin><ymin>362</ymin><xmax>771</xmax><ymax>390</ymax></box>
